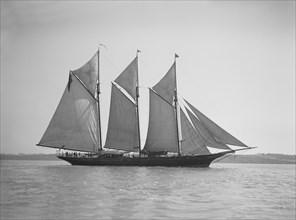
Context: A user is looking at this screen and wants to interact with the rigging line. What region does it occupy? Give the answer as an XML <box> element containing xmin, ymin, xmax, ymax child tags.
<box><xmin>139</xmin><ymin>59</ymin><xmax>173</xmax><ymax>85</ymax></box>
<box><xmin>100</xmin><ymin>53</ymin><xmax>124</xmax><ymax>73</ymax></box>
<box><xmin>181</xmin><ymin>70</ymin><xmax>244</xmax><ymax>135</ymax></box>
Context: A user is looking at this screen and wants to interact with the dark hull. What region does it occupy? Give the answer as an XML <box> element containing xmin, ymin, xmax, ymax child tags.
<box><xmin>57</xmin><ymin>151</ymin><xmax>231</xmax><ymax>167</ymax></box>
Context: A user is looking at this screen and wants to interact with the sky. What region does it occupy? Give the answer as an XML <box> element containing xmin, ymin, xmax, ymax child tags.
<box><xmin>1</xmin><ymin>1</ymin><xmax>295</xmax><ymax>155</ymax></box>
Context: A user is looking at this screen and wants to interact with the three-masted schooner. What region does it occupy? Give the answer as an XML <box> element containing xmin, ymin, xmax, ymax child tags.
<box><xmin>37</xmin><ymin>49</ymin><xmax>254</xmax><ymax>167</ymax></box>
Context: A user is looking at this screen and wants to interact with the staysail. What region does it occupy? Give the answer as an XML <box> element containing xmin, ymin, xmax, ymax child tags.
<box><xmin>185</xmin><ymin>105</ymin><xmax>231</xmax><ymax>150</ymax></box>
<box><xmin>104</xmin><ymin>57</ymin><xmax>140</xmax><ymax>152</ymax></box>
<box><xmin>37</xmin><ymin>52</ymin><xmax>100</xmax><ymax>152</ymax></box>
<box><xmin>185</xmin><ymin>100</ymin><xmax>249</xmax><ymax>148</ymax></box>
<box><xmin>180</xmin><ymin>108</ymin><xmax>211</xmax><ymax>155</ymax></box>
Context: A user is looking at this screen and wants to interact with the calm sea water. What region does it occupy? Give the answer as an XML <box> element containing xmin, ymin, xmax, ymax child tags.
<box><xmin>1</xmin><ymin>160</ymin><xmax>295</xmax><ymax>220</ymax></box>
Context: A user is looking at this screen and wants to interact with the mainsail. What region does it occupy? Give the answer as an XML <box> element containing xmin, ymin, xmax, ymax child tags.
<box><xmin>37</xmin><ymin>52</ymin><xmax>100</xmax><ymax>152</ymax></box>
<box><xmin>104</xmin><ymin>57</ymin><xmax>140</xmax><ymax>152</ymax></box>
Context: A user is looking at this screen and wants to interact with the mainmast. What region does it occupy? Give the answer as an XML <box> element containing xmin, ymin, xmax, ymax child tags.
<box><xmin>174</xmin><ymin>54</ymin><xmax>181</xmax><ymax>156</ymax></box>
<box><xmin>136</xmin><ymin>50</ymin><xmax>141</xmax><ymax>157</ymax></box>
<box><xmin>97</xmin><ymin>48</ymin><xmax>102</xmax><ymax>151</ymax></box>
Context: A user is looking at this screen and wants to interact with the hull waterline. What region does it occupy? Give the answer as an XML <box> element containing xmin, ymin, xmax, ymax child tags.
<box><xmin>57</xmin><ymin>151</ymin><xmax>232</xmax><ymax>167</ymax></box>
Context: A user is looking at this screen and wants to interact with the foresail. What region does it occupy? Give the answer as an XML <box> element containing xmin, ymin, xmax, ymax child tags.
<box><xmin>104</xmin><ymin>84</ymin><xmax>139</xmax><ymax>151</ymax></box>
<box><xmin>72</xmin><ymin>52</ymin><xmax>98</xmax><ymax>95</ymax></box>
<box><xmin>38</xmin><ymin>75</ymin><xmax>99</xmax><ymax>152</ymax></box>
<box><xmin>152</xmin><ymin>62</ymin><xmax>176</xmax><ymax>104</ymax></box>
<box><xmin>180</xmin><ymin>108</ymin><xmax>211</xmax><ymax>155</ymax></box>
<box><xmin>186</xmin><ymin>106</ymin><xmax>231</xmax><ymax>150</ymax></box>
<box><xmin>185</xmin><ymin>100</ymin><xmax>248</xmax><ymax>148</ymax></box>
<box><xmin>143</xmin><ymin>89</ymin><xmax>178</xmax><ymax>153</ymax></box>
<box><xmin>114</xmin><ymin>57</ymin><xmax>138</xmax><ymax>99</ymax></box>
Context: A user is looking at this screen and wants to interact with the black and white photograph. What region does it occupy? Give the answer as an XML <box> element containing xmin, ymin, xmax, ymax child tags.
<box><xmin>1</xmin><ymin>1</ymin><xmax>295</xmax><ymax>219</ymax></box>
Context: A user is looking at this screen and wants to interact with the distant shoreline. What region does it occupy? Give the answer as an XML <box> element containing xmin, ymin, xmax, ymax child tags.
<box><xmin>1</xmin><ymin>153</ymin><xmax>295</xmax><ymax>164</ymax></box>
<box><xmin>217</xmin><ymin>153</ymin><xmax>295</xmax><ymax>164</ymax></box>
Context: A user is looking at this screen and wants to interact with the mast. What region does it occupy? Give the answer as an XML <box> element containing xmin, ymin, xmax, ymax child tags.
<box><xmin>136</xmin><ymin>50</ymin><xmax>141</xmax><ymax>157</ymax></box>
<box><xmin>97</xmin><ymin>49</ymin><xmax>102</xmax><ymax>151</ymax></box>
<box><xmin>174</xmin><ymin>54</ymin><xmax>181</xmax><ymax>156</ymax></box>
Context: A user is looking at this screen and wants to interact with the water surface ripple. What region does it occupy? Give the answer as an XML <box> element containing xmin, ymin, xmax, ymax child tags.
<box><xmin>1</xmin><ymin>160</ymin><xmax>295</xmax><ymax>219</ymax></box>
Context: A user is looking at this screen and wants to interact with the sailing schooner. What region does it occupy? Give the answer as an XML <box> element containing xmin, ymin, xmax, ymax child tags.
<box><xmin>37</xmin><ymin>48</ymin><xmax>255</xmax><ymax>167</ymax></box>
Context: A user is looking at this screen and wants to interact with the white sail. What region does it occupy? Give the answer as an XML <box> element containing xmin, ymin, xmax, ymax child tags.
<box><xmin>72</xmin><ymin>52</ymin><xmax>98</xmax><ymax>95</ymax></box>
<box><xmin>185</xmin><ymin>100</ymin><xmax>248</xmax><ymax>148</ymax></box>
<box><xmin>186</xmin><ymin>106</ymin><xmax>231</xmax><ymax>150</ymax></box>
<box><xmin>180</xmin><ymin>108</ymin><xmax>211</xmax><ymax>155</ymax></box>
<box><xmin>104</xmin><ymin>84</ymin><xmax>139</xmax><ymax>151</ymax></box>
<box><xmin>38</xmin><ymin>74</ymin><xmax>99</xmax><ymax>152</ymax></box>
<box><xmin>114</xmin><ymin>57</ymin><xmax>138</xmax><ymax>99</ymax></box>
<box><xmin>152</xmin><ymin>62</ymin><xmax>176</xmax><ymax>104</ymax></box>
<box><xmin>143</xmin><ymin>89</ymin><xmax>178</xmax><ymax>153</ymax></box>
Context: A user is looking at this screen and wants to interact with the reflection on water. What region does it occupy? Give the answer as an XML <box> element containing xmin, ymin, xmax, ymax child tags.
<box><xmin>1</xmin><ymin>160</ymin><xmax>295</xmax><ymax>219</ymax></box>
